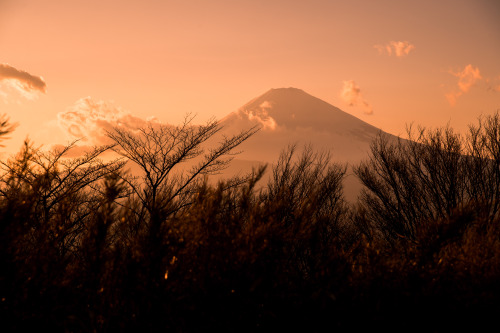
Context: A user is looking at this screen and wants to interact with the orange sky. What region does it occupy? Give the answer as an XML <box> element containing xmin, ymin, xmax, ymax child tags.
<box><xmin>1</xmin><ymin>0</ymin><xmax>499</xmax><ymax>155</ymax></box>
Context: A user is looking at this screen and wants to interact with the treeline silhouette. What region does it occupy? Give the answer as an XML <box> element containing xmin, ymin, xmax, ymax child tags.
<box><xmin>1</xmin><ymin>113</ymin><xmax>500</xmax><ymax>332</ymax></box>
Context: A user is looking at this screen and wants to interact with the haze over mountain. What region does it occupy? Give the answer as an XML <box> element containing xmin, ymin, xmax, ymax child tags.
<box><xmin>216</xmin><ymin>87</ymin><xmax>398</xmax><ymax>201</ymax></box>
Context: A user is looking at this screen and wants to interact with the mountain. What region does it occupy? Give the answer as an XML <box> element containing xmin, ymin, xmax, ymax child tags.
<box><xmin>220</xmin><ymin>87</ymin><xmax>388</xmax><ymax>163</ymax></box>
<box><xmin>217</xmin><ymin>87</ymin><xmax>398</xmax><ymax>202</ymax></box>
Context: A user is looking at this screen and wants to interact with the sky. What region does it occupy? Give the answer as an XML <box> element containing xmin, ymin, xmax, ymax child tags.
<box><xmin>1</xmin><ymin>0</ymin><xmax>499</xmax><ymax>155</ymax></box>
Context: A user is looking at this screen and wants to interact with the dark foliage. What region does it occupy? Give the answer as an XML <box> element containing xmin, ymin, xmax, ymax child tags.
<box><xmin>1</xmin><ymin>113</ymin><xmax>500</xmax><ymax>332</ymax></box>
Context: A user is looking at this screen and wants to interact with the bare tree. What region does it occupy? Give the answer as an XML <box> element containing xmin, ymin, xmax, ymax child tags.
<box><xmin>355</xmin><ymin>126</ymin><xmax>467</xmax><ymax>241</ymax></box>
<box><xmin>106</xmin><ymin>115</ymin><xmax>259</xmax><ymax>290</ymax></box>
<box><xmin>0</xmin><ymin>140</ymin><xmax>125</xmax><ymax>258</ymax></box>
<box><xmin>106</xmin><ymin>115</ymin><xmax>259</xmax><ymax>223</ymax></box>
<box><xmin>463</xmin><ymin>112</ymin><xmax>500</xmax><ymax>219</ymax></box>
<box><xmin>259</xmin><ymin>144</ymin><xmax>348</xmax><ymax>279</ymax></box>
<box><xmin>355</xmin><ymin>112</ymin><xmax>500</xmax><ymax>242</ymax></box>
<box><xmin>265</xmin><ymin>144</ymin><xmax>346</xmax><ymax>225</ymax></box>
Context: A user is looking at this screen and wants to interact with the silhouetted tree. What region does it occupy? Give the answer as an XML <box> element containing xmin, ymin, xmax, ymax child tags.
<box><xmin>355</xmin><ymin>112</ymin><xmax>500</xmax><ymax>242</ymax></box>
<box><xmin>4</xmin><ymin>109</ymin><xmax>500</xmax><ymax>331</ymax></box>
<box><xmin>106</xmin><ymin>116</ymin><xmax>259</xmax><ymax>220</ymax></box>
<box><xmin>0</xmin><ymin>139</ymin><xmax>124</xmax><ymax>330</ymax></box>
<box><xmin>463</xmin><ymin>112</ymin><xmax>500</xmax><ymax>220</ymax></box>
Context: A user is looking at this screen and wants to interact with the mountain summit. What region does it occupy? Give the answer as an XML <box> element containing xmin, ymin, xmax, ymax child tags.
<box><xmin>221</xmin><ymin>87</ymin><xmax>390</xmax><ymax>163</ymax></box>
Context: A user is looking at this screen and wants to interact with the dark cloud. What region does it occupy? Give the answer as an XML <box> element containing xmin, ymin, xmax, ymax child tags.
<box><xmin>0</xmin><ymin>63</ymin><xmax>46</xmax><ymax>94</ymax></box>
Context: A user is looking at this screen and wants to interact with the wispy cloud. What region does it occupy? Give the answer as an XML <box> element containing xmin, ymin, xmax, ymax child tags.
<box><xmin>445</xmin><ymin>64</ymin><xmax>482</xmax><ymax>106</ymax></box>
<box><xmin>0</xmin><ymin>63</ymin><xmax>46</xmax><ymax>100</ymax></box>
<box><xmin>340</xmin><ymin>80</ymin><xmax>373</xmax><ymax>115</ymax></box>
<box><xmin>57</xmin><ymin>97</ymin><xmax>155</xmax><ymax>145</ymax></box>
<box><xmin>374</xmin><ymin>41</ymin><xmax>415</xmax><ymax>57</ymax></box>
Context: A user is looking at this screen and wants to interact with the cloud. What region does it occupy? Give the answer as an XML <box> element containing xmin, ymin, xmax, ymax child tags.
<box><xmin>0</xmin><ymin>63</ymin><xmax>46</xmax><ymax>100</ymax></box>
<box><xmin>57</xmin><ymin>97</ymin><xmax>154</xmax><ymax>145</ymax></box>
<box><xmin>241</xmin><ymin>100</ymin><xmax>277</xmax><ymax>130</ymax></box>
<box><xmin>340</xmin><ymin>80</ymin><xmax>373</xmax><ymax>115</ymax></box>
<box><xmin>374</xmin><ymin>41</ymin><xmax>415</xmax><ymax>57</ymax></box>
<box><xmin>445</xmin><ymin>64</ymin><xmax>482</xmax><ymax>106</ymax></box>
<box><xmin>452</xmin><ymin>64</ymin><xmax>482</xmax><ymax>93</ymax></box>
